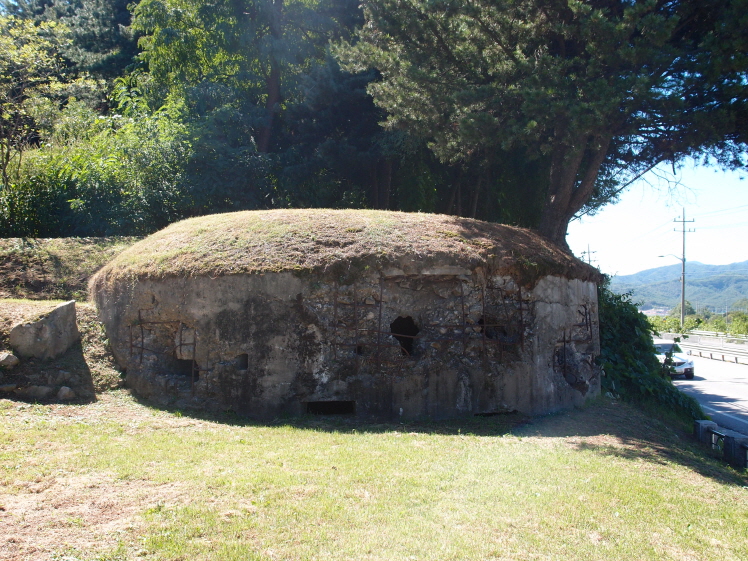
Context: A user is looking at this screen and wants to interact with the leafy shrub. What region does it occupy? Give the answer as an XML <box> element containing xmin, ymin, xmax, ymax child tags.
<box><xmin>0</xmin><ymin>107</ymin><xmax>271</xmax><ymax>237</ymax></box>
<box><xmin>597</xmin><ymin>279</ymin><xmax>704</xmax><ymax>420</ymax></box>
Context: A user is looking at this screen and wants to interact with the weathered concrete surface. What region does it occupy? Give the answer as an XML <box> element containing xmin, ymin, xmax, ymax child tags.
<box><xmin>95</xmin><ymin>267</ymin><xmax>600</xmax><ymax>420</ymax></box>
<box><xmin>9</xmin><ymin>301</ymin><xmax>80</xmax><ymax>360</ymax></box>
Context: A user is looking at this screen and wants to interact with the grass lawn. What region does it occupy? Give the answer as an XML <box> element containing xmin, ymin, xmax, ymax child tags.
<box><xmin>0</xmin><ymin>393</ymin><xmax>746</xmax><ymax>561</ymax></box>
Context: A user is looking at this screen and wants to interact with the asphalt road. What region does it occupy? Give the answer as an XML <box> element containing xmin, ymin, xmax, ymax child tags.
<box><xmin>672</xmin><ymin>355</ymin><xmax>748</xmax><ymax>435</ymax></box>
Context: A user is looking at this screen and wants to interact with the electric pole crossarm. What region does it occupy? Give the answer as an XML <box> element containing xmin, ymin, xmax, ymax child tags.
<box><xmin>673</xmin><ymin>208</ymin><xmax>695</xmax><ymax>329</ymax></box>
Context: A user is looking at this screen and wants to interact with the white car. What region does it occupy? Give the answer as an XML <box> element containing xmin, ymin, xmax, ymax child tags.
<box><xmin>653</xmin><ymin>339</ymin><xmax>695</xmax><ymax>380</ymax></box>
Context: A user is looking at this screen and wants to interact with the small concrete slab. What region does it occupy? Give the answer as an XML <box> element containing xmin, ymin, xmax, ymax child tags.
<box><xmin>9</xmin><ymin>301</ymin><xmax>80</xmax><ymax>360</ymax></box>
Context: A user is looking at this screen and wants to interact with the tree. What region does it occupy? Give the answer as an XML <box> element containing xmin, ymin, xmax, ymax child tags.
<box><xmin>1</xmin><ymin>0</ymin><xmax>139</xmax><ymax>80</ymax></box>
<box><xmin>0</xmin><ymin>15</ymin><xmax>69</xmax><ymax>186</ymax></box>
<box><xmin>341</xmin><ymin>0</ymin><xmax>748</xmax><ymax>250</ymax></box>
<box><xmin>670</xmin><ymin>300</ymin><xmax>696</xmax><ymax>317</ymax></box>
<box><xmin>132</xmin><ymin>0</ymin><xmax>360</xmax><ymax>153</ymax></box>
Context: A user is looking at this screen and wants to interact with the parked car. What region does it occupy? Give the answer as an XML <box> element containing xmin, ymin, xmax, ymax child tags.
<box><xmin>653</xmin><ymin>339</ymin><xmax>695</xmax><ymax>379</ymax></box>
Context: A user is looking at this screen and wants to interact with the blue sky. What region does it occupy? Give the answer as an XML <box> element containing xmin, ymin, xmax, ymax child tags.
<box><xmin>567</xmin><ymin>163</ymin><xmax>748</xmax><ymax>277</ymax></box>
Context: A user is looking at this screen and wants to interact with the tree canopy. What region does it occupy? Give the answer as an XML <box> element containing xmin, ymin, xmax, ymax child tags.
<box><xmin>341</xmin><ymin>0</ymin><xmax>748</xmax><ymax>248</ymax></box>
<box><xmin>0</xmin><ymin>15</ymin><xmax>69</xmax><ymax>185</ymax></box>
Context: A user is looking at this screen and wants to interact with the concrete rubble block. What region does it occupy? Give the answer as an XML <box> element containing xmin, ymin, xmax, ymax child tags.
<box><xmin>693</xmin><ymin>420</ymin><xmax>719</xmax><ymax>445</ymax></box>
<box><xmin>57</xmin><ymin>386</ymin><xmax>76</xmax><ymax>401</ymax></box>
<box><xmin>9</xmin><ymin>300</ymin><xmax>80</xmax><ymax>360</ymax></box>
<box><xmin>0</xmin><ymin>351</ymin><xmax>20</xmax><ymax>370</ymax></box>
<box><xmin>15</xmin><ymin>385</ymin><xmax>55</xmax><ymax>401</ymax></box>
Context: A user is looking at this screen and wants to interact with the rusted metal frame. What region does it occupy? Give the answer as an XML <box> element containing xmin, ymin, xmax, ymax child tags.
<box><xmin>571</xmin><ymin>304</ymin><xmax>593</xmax><ymax>344</ymax></box>
<box><xmin>376</xmin><ymin>278</ymin><xmax>384</xmax><ymax>372</ymax></box>
<box><xmin>518</xmin><ymin>286</ymin><xmax>525</xmax><ymax>350</ymax></box>
<box><xmin>459</xmin><ymin>280</ymin><xmax>468</xmax><ymax>353</ymax></box>
<box><xmin>481</xmin><ymin>284</ymin><xmax>487</xmax><ymax>355</ymax></box>
<box><xmin>481</xmin><ymin>283</ymin><xmax>522</xmax><ymax>360</ymax></box>
<box><xmin>353</xmin><ymin>283</ymin><xmax>360</xmax><ymax>371</ymax></box>
<box><xmin>333</xmin><ymin>281</ymin><xmax>338</xmax><ymax>360</ymax></box>
<box><xmin>138</xmin><ymin>310</ymin><xmax>145</xmax><ymax>365</ymax></box>
<box><xmin>331</xmin><ymin>282</ymin><xmax>380</xmax><ymax>363</ymax></box>
<box><xmin>129</xmin><ymin>345</ymin><xmax>175</xmax><ymax>356</ymax></box>
<box><xmin>561</xmin><ymin>330</ymin><xmax>567</xmax><ymax>378</ymax></box>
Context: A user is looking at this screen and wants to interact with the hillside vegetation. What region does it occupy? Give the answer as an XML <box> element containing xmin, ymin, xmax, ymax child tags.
<box><xmin>610</xmin><ymin>261</ymin><xmax>748</xmax><ymax>310</ymax></box>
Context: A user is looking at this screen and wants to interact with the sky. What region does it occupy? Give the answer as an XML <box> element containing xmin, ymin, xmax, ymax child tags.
<box><xmin>567</xmin><ymin>163</ymin><xmax>748</xmax><ymax>277</ymax></box>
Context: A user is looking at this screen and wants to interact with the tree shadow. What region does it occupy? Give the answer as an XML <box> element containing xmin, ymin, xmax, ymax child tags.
<box><xmin>514</xmin><ymin>399</ymin><xmax>748</xmax><ymax>487</ymax></box>
<box><xmin>127</xmin><ymin>392</ymin><xmax>530</xmax><ymax>437</ymax></box>
<box><xmin>0</xmin><ymin>342</ymin><xmax>98</xmax><ymax>404</ymax></box>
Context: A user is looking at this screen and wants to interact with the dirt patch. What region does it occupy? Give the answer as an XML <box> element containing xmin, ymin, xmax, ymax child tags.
<box><xmin>0</xmin><ymin>471</ymin><xmax>187</xmax><ymax>561</ymax></box>
<box><xmin>0</xmin><ymin>392</ymin><xmax>211</xmax><ymax>561</ymax></box>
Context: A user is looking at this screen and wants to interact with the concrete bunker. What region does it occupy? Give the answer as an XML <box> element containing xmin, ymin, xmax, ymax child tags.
<box><xmin>91</xmin><ymin>209</ymin><xmax>602</xmax><ymax>419</ymax></box>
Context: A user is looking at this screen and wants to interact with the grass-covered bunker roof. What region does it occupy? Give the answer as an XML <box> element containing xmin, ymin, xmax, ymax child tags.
<box><xmin>90</xmin><ymin>209</ymin><xmax>600</xmax><ymax>289</ymax></box>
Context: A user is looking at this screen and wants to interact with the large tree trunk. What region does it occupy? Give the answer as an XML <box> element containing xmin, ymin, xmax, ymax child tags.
<box><xmin>537</xmin><ymin>133</ymin><xmax>611</xmax><ymax>251</ymax></box>
<box><xmin>256</xmin><ymin>0</ymin><xmax>283</xmax><ymax>153</ymax></box>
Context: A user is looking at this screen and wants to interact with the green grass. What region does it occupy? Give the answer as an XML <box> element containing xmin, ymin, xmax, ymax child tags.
<box><xmin>1</xmin><ymin>393</ymin><xmax>746</xmax><ymax>561</ymax></box>
<box><xmin>90</xmin><ymin>209</ymin><xmax>597</xmax><ymax>290</ymax></box>
<box><xmin>0</xmin><ymin>237</ymin><xmax>139</xmax><ymax>300</ymax></box>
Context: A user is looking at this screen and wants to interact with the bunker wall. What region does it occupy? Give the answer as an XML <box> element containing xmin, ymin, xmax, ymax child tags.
<box><xmin>95</xmin><ymin>270</ymin><xmax>600</xmax><ymax>419</ymax></box>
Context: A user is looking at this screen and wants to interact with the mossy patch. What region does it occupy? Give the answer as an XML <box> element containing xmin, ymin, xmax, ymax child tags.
<box><xmin>90</xmin><ymin>209</ymin><xmax>600</xmax><ymax>292</ymax></box>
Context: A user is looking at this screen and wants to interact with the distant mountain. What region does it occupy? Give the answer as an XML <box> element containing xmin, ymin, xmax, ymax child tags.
<box><xmin>609</xmin><ymin>261</ymin><xmax>748</xmax><ymax>310</ymax></box>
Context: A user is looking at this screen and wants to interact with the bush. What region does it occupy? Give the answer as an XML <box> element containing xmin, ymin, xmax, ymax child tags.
<box><xmin>0</xmin><ymin>108</ymin><xmax>272</xmax><ymax>237</ymax></box>
<box><xmin>597</xmin><ymin>280</ymin><xmax>704</xmax><ymax>421</ymax></box>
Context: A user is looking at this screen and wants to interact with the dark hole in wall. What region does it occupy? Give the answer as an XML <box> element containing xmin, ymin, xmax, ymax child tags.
<box><xmin>174</xmin><ymin>358</ymin><xmax>197</xmax><ymax>380</ymax></box>
<box><xmin>355</xmin><ymin>345</ymin><xmax>364</xmax><ymax>356</ymax></box>
<box><xmin>478</xmin><ymin>316</ymin><xmax>507</xmax><ymax>341</ymax></box>
<box><xmin>236</xmin><ymin>353</ymin><xmax>249</xmax><ymax>370</ymax></box>
<box><xmin>390</xmin><ymin>316</ymin><xmax>419</xmax><ymax>356</ymax></box>
<box><xmin>306</xmin><ymin>401</ymin><xmax>356</xmax><ymax>415</ymax></box>
<box><xmin>478</xmin><ymin>317</ymin><xmax>519</xmax><ymax>345</ymax></box>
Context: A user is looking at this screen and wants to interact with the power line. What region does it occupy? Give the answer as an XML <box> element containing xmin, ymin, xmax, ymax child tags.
<box><xmin>673</xmin><ymin>208</ymin><xmax>695</xmax><ymax>328</ymax></box>
<box><xmin>695</xmin><ymin>203</ymin><xmax>748</xmax><ymax>218</ymax></box>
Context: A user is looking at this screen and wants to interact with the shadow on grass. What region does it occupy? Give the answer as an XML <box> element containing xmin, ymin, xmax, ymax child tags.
<box><xmin>127</xmin><ymin>392</ymin><xmax>530</xmax><ymax>437</ymax></box>
<box><xmin>125</xmin><ymin>389</ymin><xmax>747</xmax><ymax>486</ymax></box>
<box><xmin>0</xmin><ymin>341</ymin><xmax>98</xmax><ymax>405</ymax></box>
<box><xmin>515</xmin><ymin>398</ymin><xmax>748</xmax><ymax>486</ymax></box>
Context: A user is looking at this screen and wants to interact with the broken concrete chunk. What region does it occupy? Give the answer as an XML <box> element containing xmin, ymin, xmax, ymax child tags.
<box><xmin>0</xmin><ymin>351</ymin><xmax>20</xmax><ymax>370</ymax></box>
<box><xmin>15</xmin><ymin>385</ymin><xmax>55</xmax><ymax>401</ymax></box>
<box><xmin>9</xmin><ymin>301</ymin><xmax>80</xmax><ymax>360</ymax></box>
<box><xmin>57</xmin><ymin>386</ymin><xmax>76</xmax><ymax>401</ymax></box>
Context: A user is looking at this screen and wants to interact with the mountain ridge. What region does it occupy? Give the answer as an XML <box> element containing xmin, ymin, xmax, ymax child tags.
<box><xmin>609</xmin><ymin>260</ymin><xmax>748</xmax><ymax>310</ymax></box>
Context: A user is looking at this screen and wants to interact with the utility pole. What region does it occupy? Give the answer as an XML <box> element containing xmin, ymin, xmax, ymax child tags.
<box><xmin>674</xmin><ymin>208</ymin><xmax>695</xmax><ymax>329</ymax></box>
<box><xmin>581</xmin><ymin>244</ymin><xmax>597</xmax><ymax>266</ymax></box>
